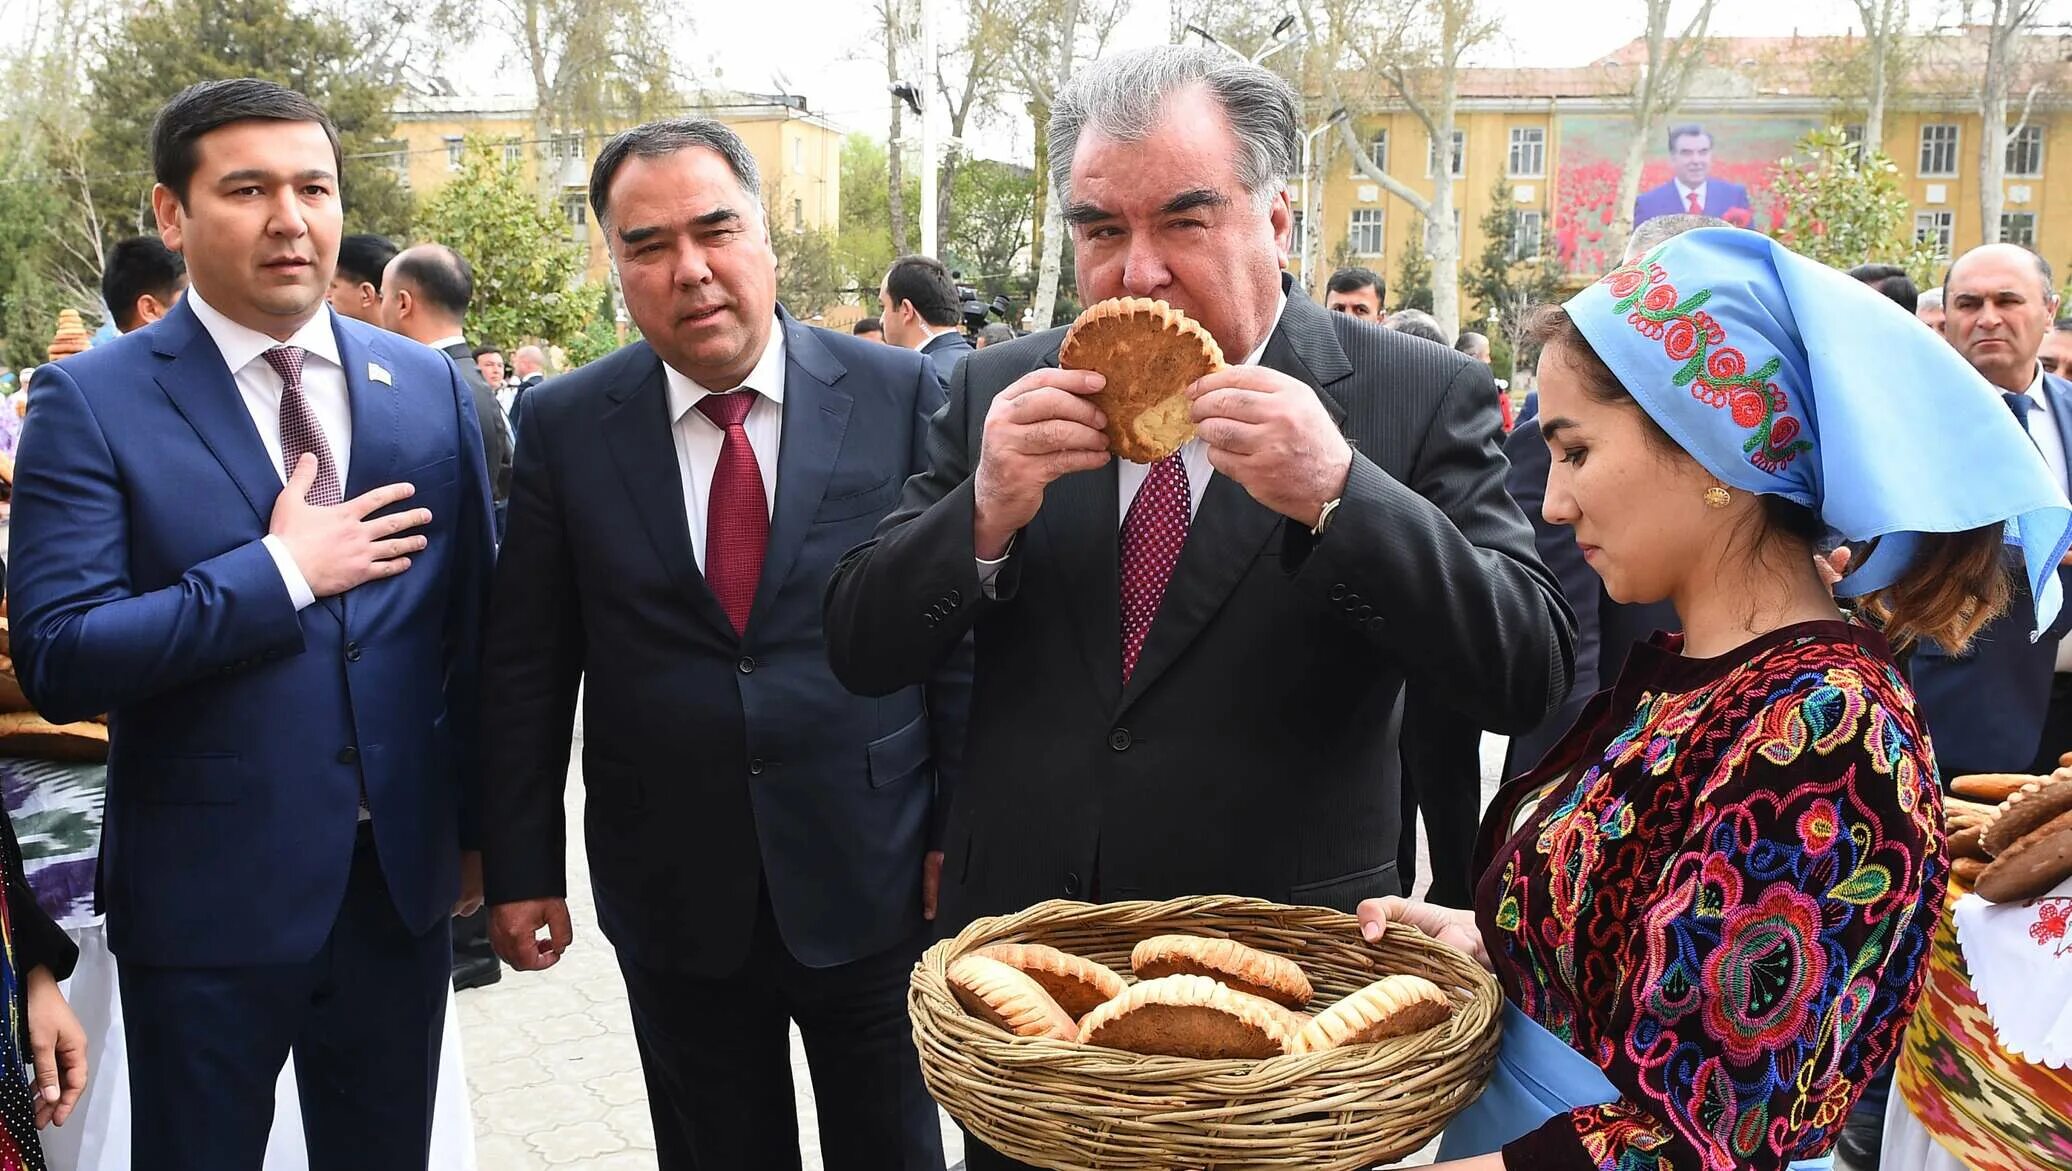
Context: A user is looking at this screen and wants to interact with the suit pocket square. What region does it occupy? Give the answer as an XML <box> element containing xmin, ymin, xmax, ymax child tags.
<box><xmin>368</xmin><ymin>362</ymin><xmax>392</xmax><ymax>385</ymax></box>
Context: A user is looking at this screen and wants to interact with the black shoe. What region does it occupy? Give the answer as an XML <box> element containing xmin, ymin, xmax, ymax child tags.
<box><xmin>1837</xmin><ymin>1116</ymin><xmax>1882</xmax><ymax>1171</ymax></box>
<box><xmin>452</xmin><ymin>954</ymin><xmax>503</xmax><ymax>992</ymax></box>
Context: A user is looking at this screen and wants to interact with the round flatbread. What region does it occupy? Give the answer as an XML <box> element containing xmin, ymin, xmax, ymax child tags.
<box><xmin>946</xmin><ymin>954</ymin><xmax>1078</xmax><ymax>1042</ymax></box>
<box><xmin>1130</xmin><ymin>934</ymin><xmax>1314</xmax><ymax>1009</ymax></box>
<box><xmin>972</xmin><ymin>943</ymin><xmax>1127</xmax><ymax>1019</ymax></box>
<box><xmin>1952</xmin><ymin>773</ymin><xmax>2049</xmax><ymax>804</ymax></box>
<box><xmin>1078</xmin><ymin>974</ymin><xmax>1294</xmax><ymax>1059</ymax></box>
<box><xmin>1977</xmin><ymin>808</ymin><xmax>2072</xmax><ymax>903</ymax></box>
<box><xmin>1058</xmin><ymin>297</ymin><xmax>1225</xmax><ymax>464</ymax></box>
<box><xmin>1292</xmin><ymin>974</ymin><xmax>1454</xmax><ymax>1055</ymax></box>
<box><xmin>1985</xmin><ymin>778</ymin><xmax>2072</xmax><ymax>858</ymax></box>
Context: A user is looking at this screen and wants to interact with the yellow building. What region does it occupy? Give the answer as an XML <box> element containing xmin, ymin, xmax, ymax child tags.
<box><xmin>384</xmin><ymin>92</ymin><xmax>844</xmax><ymax>282</ymax></box>
<box><xmin>1293</xmin><ymin>29</ymin><xmax>2072</xmax><ymax>310</ymax></box>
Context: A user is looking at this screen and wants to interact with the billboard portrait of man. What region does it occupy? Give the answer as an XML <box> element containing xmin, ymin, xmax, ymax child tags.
<box><xmin>1633</xmin><ymin>124</ymin><xmax>1752</xmax><ymax>228</ymax></box>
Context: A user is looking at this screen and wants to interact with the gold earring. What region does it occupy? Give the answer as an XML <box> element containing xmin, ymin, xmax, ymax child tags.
<box><xmin>1704</xmin><ymin>485</ymin><xmax>1732</xmax><ymax>509</ymax></box>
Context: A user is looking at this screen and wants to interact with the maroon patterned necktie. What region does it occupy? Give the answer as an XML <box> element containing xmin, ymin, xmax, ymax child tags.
<box><xmin>1119</xmin><ymin>453</ymin><xmax>1191</xmax><ymax>682</ymax></box>
<box><xmin>263</xmin><ymin>345</ymin><xmax>342</xmax><ymax>506</ymax></box>
<box><xmin>696</xmin><ymin>391</ymin><xmax>768</xmax><ymax>635</ymax></box>
<box><xmin>1686</xmin><ymin>191</ymin><xmax>1703</xmax><ymax>215</ymax></box>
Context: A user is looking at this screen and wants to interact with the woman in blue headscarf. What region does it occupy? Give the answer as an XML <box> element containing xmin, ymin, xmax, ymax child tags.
<box><xmin>1359</xmin><ymin>227</ymin><xmax>2072</xmax><ymax>1171</ymax></box>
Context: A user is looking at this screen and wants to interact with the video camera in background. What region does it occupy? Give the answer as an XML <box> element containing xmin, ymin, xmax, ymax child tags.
<box><xmin>954</xmin><ymin>275</ymin><xmax>1014</xmax><ymax>341</ymax></box>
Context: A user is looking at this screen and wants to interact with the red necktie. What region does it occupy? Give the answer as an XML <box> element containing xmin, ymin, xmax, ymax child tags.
<box><xmin>1119</xmin><ymin>453</ymin><xmax>1190</xmax><ymax>681</ymax></box>
<box><xmin>696</xmin><ymin>391</ymin><xmax>768</xmax><ymax>635</ymax></box>
<box><xmin>1686</xmin><ymin>191</ymin><xmax>1703</xmax><ymax>215</ymax></box>
<box><xmin>263</xmin><ymin>345</ymin><xmax>342</xmax><ymax>506</ymax></box>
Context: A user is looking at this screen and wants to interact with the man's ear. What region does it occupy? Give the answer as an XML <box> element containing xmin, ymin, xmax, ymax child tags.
<box><xmin>151</xmin><ymin>183</ymin><xmax>184</xmax><ymax>254</ymax></box>
<box><xmin>136</xmin><ymin>294</ymin><xmax>170</xmax><ymax>326</ymax></box>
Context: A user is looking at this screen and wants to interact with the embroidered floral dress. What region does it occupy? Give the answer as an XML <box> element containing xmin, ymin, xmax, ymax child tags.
<box><xmin>0</xmin><ymin>803</ymin><xmax>74</xmax><ymax>1171</ymax></box>
<box><xmin>1473</xmin><ymin>621</ymin><xmax>1946</xmax><ymax>1171</ymax></box>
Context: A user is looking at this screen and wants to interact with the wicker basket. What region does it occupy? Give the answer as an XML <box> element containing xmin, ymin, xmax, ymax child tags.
<box><xmin>911</xmin><ymin>894</ymin><xmax>1502</xmax><ymax>1170</ymax></box>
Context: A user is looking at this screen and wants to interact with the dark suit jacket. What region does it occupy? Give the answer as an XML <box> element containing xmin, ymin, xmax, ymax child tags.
<box><xmin>920</xmin><ymin>330</ymin><xmax>975</xmax><ymax>389</ymax></box>
<box><xmin>9</xmin><ymin>300</ymin><xmax>494</xmax><ymax>967</ymax></box>
<box><xmin>1634</xmin><ymin>178</ymin><xmax>1752</xmax><ymax>225</ymax></box>
<box><xmin>1499</xmin><ymin>395</ymin><xmax>1678</xmax><ymax>779</ymax></box>
<box><xmin>443</xmin><ymin>342</ymin><xmax>512</xmax><ymax>503</ymax></box>
<box><xmin>480</xmin><ymin>308</ymin><xmax>968</xmax><ymax>976</ymax></box>
<box><xmin>824</xmin><ymin>282</ymin><xmax>1574</xmax><ymax>928</ymax></box>
<box><xmin>1911</xmin><ymin>372</ymin><xmax>2072</xmax><ymax>776</ymax></box>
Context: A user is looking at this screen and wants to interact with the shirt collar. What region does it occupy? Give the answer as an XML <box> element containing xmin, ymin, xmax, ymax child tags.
<box><xmin>185</xmin><ymin>287</ymin><xmax>342</xmax><ymax>375</ymax></box>
<box><xmin>2026</xmin><ymin>361</ymin><xmax>2049</xmax><ymax>406</ymax></box>
<box><xmin>664</xmin><ymin>316</ymin><xmax>788</xmax><ymax>424</ymax></box>
<box><xmin>1237</xmin><ymin>292</ymin><xmax>1289</xmax><ymax>367</ymax></box>
<box><xmin>1676</xmin><ymin>179</ymin><xmax>1708</xmax><ymax>200</ymax></box>
<box><xmin>428</xmin><ymin>335</ymin><xmax>467</xmax><ymax>352</ymax></box>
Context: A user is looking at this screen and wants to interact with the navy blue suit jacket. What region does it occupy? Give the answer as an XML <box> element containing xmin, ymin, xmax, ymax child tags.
<box><xmin>1634</xmin><ymin>178</ymin><xmax>1752</xmax><ymax>225</ymax></box>
<box><xmin>8</xmin><ymin>299</ymin><xmax>494</xmax><ymax>968</ymax></box>
<box><xmin>479</xmin><ymin>309</ymin><xmax>968</xmax><ymax>975</ymax></box>
<box><xmin>920</xmin><ymin>330</ymin><xmax>975</xmax><ymax>389</ymax></box>
<box><xmin>1911</xmin><ymin>372</ymin><xmax>2072</xmax><ymax>776</ymax></box>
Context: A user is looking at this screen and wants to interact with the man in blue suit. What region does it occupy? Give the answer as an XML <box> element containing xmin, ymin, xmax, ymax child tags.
<box><xmin>1633</xmin><ymin>124</ymin><xmax>1753</xmax><ymax>228</ymax></box>
<box><xmin>1912</xmin><ymin>243</ymin><xmax>2072</xmax><ymax>779</ymax></box>
<box><xmin>879</xmin><ymin>253</ymin><xmax>975</xmax><ymax>388</ymax></box>
<box><xmin>8</xmin><ymin>79</ymin><xmax>493</xmax><ymax>1170</ymax></box>
<box><xmin>479</xmin><ymin>120</ymin><xmax>964</xmax><ymax>1169</ymax></box>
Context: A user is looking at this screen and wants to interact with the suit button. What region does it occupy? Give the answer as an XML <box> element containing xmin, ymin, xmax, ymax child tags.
<box><xmin>336</xmin><ymin>747</ymin><xmax>359</xmax><ymax>765</ymax></box>
<box><xmin>1108</xmin><ymin>727</ymin><xmax>1132</xmax><ymax>752</ymax></box>
<box><xmin>947</xmin><ymin>589</ymin><xmax>963</xmax><ymax>606</ymax></box>
<box><xmin>344</xmin><ymin>642</ymin><xmax>361</xmax><ymax>662</ymax></box>
<box><xmin>1357</xmin><ymin>604</ymin><xmax>1374</xmax><ymax>621</ymax></box>
<box><xmin>738</xmin><ymin>656</ymin><xmax>756</xmax><ymax>674</ymax></box>
<box><xmin>1368</xmin><ymin>616</ymin><xmax>1386</xmax><ymax>633</ymax></box>
<box><xmin>1329</xmin><ymin>583</ymin><xmax>1349</xmax><ymax>601</ymax></box>
<box><xmin>749</xmin><ymin>757</ymin><xmax>765</xmax><ymax>775</ymax></box>
<box><xmin>1064</xmin><ymin>872</ymin><xmax>1081</xmax><ymax>897</ymax></box>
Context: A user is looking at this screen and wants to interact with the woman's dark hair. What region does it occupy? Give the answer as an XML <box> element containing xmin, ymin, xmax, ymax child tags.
<box><xmin>1523</xmin><ymin>303</ymin><xmax>2009</xmax><ymax>654</ymax></box>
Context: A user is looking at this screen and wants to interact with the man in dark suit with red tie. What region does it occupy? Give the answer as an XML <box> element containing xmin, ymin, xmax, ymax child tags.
<box><xmin>478</xmin><ymin>119</ymin><xmax>963</xmax><ymax>1169</ymax></box>
<box><xmin>823</xmin><ymin>46</ymin><xmax>1572</xmax><ymax>1169</ymax></box>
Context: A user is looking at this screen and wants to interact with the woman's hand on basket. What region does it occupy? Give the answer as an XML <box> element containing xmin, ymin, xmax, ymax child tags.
<box><xmin>1356</xmin><ymin>897</ymin><xmax>1493</xmax><ymax>973</ymax></box>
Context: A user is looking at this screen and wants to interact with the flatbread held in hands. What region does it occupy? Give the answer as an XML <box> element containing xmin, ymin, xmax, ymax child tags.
<box><xmin>1058</xmin><ymin>297</ymin><xmax>1225</xmax><ymax>464</ymax></box>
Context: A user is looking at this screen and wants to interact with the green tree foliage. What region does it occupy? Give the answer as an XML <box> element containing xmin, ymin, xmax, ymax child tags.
<box><xmin>415</xmin><ymin>140</ymin><xmax>599</xmax><ymax>349</ymax></box>
<box><xmin>85</xmin><ymin>0</ymin><xmax>414</xmax><ymax>238</ymax></box>
<box><xmin>1768</xmin><ymin>127</ymin><xmax>1940</xmax><ymax>285</ymax></box>
<box><xmin>838</xmin><ymin>133</ymin><xmax>916</xmax><ymax>304</ymax></box>
<box><xmin>944</xmin><ymin>159</ymin><xmax>1035</xmax><ymax>294</ymax></box>
<box><xmin>1394</xmin><ymin>228</ymin><xmax>1434</xmax><ymax>314</ymax></box>
<box><xmin>1463</xmin><ymin>178</ymin><xmax>1563</xmax><ymax>380</ymax></box>
<box><xmin>0</xmin><ymin>141</ymin><xmax>77</xmax><ymax>366</ymax></box>
<box><xmin>765</xmin><ymin>182</ymin><xmax>848</xmax><ymax>322</ymax></box>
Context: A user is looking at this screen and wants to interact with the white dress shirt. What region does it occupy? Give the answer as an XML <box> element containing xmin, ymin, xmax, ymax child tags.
<box><xmin>2008</xmin><ymin>363</ymin><xmax>2072</xmax><ymax>671</ymax></box>
<box><xmin>185</xmin><ymin>289</ymin><xmax>350</xmax><ymax>612</ymax></box>
<box><xmin>1675</xmin><ymin>179</ymin><xmax>1709</xmax><ymax>212</ymax></box>
<box><xmin>977</xmin><ymin>294</ymin><xmax>1288</xmax><ymax>587</ymax></box>
<box><xmin>662</xmin><ymin>322</ymin><xmax>787</xmax><ymax>573</ymax></box>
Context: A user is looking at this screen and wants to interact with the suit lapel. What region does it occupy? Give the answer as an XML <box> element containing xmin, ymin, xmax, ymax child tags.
<box><xmin>1116</xmin><ymin>290</ymin><xmax>1354</xmax><ymax>712</ymax></box>
<box><xmin>150</xmin><ymin>301</ymin><xmax>284</xmax><ymax>528</ymax></box>
<box><xmin>750</xmin><ymin>313</ymin><xmax>852</xmax><ymax>633</ymax></box>
<box><xmin>602</xmin><ymin>349</ymin><xmax>735</xmax><ymax>640</ymax></box>
<box><xmin>1026</xmin><ymin>335</ymin><xmax>1125</xmax><ymax>712</ymax></box>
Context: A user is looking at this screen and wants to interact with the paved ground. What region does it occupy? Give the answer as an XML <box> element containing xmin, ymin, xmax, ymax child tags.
<box><xmin>454</xmin><ymin>733</ymin><xmax>1509</xmax><ymax>1169</ymax></box>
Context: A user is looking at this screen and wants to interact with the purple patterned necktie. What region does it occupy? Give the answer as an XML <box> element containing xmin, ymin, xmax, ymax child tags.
<box><xmin>263</xmin><ymin>345</ymin><xmax>342</xmax><ymax>506</ymax></box>
<box><xmin>1119</xmin><ymin>453</ymin><xmax>1191</xmax><ymax>682</ymax></box>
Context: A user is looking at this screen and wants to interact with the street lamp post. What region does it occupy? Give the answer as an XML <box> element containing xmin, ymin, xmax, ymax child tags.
<box><xmin>1300</xmin><ymin>107</ymin><xmax>1349</xmax><ymax>298</ymax></box>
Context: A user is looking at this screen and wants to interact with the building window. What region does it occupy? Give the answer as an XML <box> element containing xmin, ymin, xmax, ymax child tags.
<box><xmin>1366</xmin><ymin>129</ymin><xmax>1388</xmax><ymax>173</ymax></box>
<box><xmin>1509</xmin><ymin>210</ymin><xmax>1544</xmax><ymax>262</ymax></box>
<box><xmin>379</xmin><ymin>140</ymin><xmax>409</xmax><ymax>188</ymax></box>
<box><xmin>444</xmin><ymin>136</ymin><xmax>464</xmax><ymax>171</ymax></box>
<box><xmin>503</xmin><ymin>138</ymin><xmax>523</xmax><ymax>167</ymax></box>
<box><xmin>792</xmin><ymin>138</ymin><xmax>803</xmax><ymax>174</ymax></box>
<box><xmin>1507</xmin><ymin>127</ymin><xmax>1545</xmax><ymax>178</ymax></box>
<box><xmin>561</xmin><ymin>193</ymin><xmax>588</xmax><ymax>247</ymax></box>
<box><xmin>1919</xmin><ymin>124</ymin><xmax>1959</xmax><ymax>177</ymax></box>
<box><xmin>1348</xmin><ymin>208</ymin><xmax>1385</xmax><ymax>257</ymax></box>
<box><xmin>1841</xmin><ymin>122</ymin><xmax>1866</xmax><ymax>162</ymax></box>
<box><xmin>2002</xmin><ymin>211</ymin><xmax>2038</xmax><ymax>246</ymax></box>
<box><xmin>1914</xmin><ymin>209</ymin><xmax>1954</xmax><ymax>258</ymax></box>
<box><xmin>2008</xmin><ymin>124</ymin><xmax>2045</xmax><ymax>178</ymax></box>
<box><xmin>1428</xmin><ymin>129</ymin><xmax>1466</xmax><ymax>179</ymax></box>
<box><xmin>1291</xmin><ymin>210</ymin><xmax>1306</xmax><ymax>259</ymax></box>
<box><xmin>792</xmin><ymin>198</ymin><xmax>804</xmax><ymax>232</ymax></box>
<box><xmin>552</xmin><ymin>131</ymin><xmax>586</xmax><ymax>161</ymax></box>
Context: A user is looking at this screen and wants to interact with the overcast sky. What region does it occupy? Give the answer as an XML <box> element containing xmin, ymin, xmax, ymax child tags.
<box><xmin>457</xmin><ymin>0</ymin><xmax>2019</xmax><ymax>162</ymax></box>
